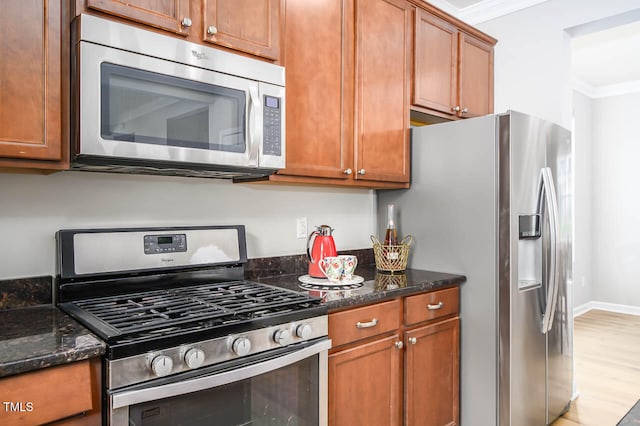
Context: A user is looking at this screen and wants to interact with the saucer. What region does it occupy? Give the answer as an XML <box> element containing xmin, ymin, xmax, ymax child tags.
<box><xmin>297</xmin><ymin>274</ymin><xmax>364</xmax><ymax>291</ymax></box>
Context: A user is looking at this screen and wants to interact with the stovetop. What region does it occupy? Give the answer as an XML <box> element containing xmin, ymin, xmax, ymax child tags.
<box><xmin>59</xmin><ymin>280</ymin><xmax>326</xmax><ymax>359</ymax></box>
<box><xmin>55</xmin><ymin>225</ymin><xmax>329</xmax><ymax>361</ymax></box>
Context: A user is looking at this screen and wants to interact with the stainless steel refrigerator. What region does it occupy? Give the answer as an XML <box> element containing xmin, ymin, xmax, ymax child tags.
<box><xmin>378</xmin><ymin>111</ymin><xmax>573</xmax><ymax>425</ymax></box>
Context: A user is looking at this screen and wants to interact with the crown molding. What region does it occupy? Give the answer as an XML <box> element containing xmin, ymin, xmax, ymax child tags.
<box><xmin>572</xmin><ymin>78</ymin><xmax>597</xmax><ymax>98</ymax></box>
<box><xmin>460</xmin><ymin>0</ymin><xmax>550</xmax><ymax>24</ymax></box>
<box><xmin>573</xmin><ymin>77</ymin><xmax>640</xmax><ymax>99</ymax></box>
<box><xmin>425</xmin><ymin>0</ymin><xmax>550</xmax><ymax>25</ymax></box>
<box><xmin>419</xmin><ymin>0</ymin><xmax>460</xmax><ymax>17</ymax></box>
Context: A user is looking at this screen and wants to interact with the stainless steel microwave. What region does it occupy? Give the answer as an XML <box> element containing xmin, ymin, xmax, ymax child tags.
<box><xmin>71</xmin><ymin>14</ymin><xmax>285</xmax><ymax>180</ymax></box>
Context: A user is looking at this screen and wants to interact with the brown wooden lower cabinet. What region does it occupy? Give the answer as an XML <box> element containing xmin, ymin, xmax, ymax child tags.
<box><xmin>405</xmin><ymin>317</ymin><xmax>460</xmax><ymax>426</ymax></box>
<box><xmin>328</xmin><ymin>287</ymin><xmax>460</xmax><ymax>426</ymax></box>
<box><xmin>329</xmin><ymin>334</ymin><xmax>402</xmax><ymax>425</ymax></box>
<box><xmin>0</xmin><ymin>358</ymin><xmax>101</xmax><ymax>426</ymax></box>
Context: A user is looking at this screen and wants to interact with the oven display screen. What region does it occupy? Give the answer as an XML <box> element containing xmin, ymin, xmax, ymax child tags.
<box><xmin>144</xmin><ymin>234</ymin><xmax>187</xmax><ymax>254</ymax></box>
<box><xmin>157</xmin><ymin>236</ymin><xmax>173</xmax><ymax>245</ymax></box>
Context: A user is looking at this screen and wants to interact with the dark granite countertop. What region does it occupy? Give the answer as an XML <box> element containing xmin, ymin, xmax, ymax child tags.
<box><xmin>0</xmin><ymin>253</ymin><xmax>464</xmax><ymax>378</ymax></box>
<box><xmin>0</xmin><ymin>305</ymin><xmax>106</xmax><ymax>378</ymax></box>
<box><xmin>254</xmin><ymin>264</ymin><xmax>466</xmax><ymax>311</ymax></box>
<box><xmin>618</xmin><ymin>399</ymin><xmax>640</xmax><ymax>425</ymax></box>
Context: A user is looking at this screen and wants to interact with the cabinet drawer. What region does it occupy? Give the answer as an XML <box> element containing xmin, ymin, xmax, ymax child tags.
<box><xmin>329</xmin><ymin>299</ymin><xmax>401</xmax><ymax>348</ymax></box>
<box><xmin>0</xmin><ymin>360</ymin><xmax>92</xmax><ymax>425</ymax></box>
<box><xmin>405</xmin><ymin>287</ymin><xmax>459</xmax><ymax>326</ymax></box>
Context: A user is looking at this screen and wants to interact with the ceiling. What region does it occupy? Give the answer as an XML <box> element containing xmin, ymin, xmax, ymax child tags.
<box><xmin>431</xmin><ymin>0</ymin><xmax>640</xmax><ymax>98</ymax></box>
<box><xmin>571</xmin><ymin>20</ymin><xmax>640</xmax><ymax>97</ymax></box>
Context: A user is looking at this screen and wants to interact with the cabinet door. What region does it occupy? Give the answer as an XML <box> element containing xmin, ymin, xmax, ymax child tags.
<box><xmin>86</xmin><ymin>0</ymin><xmax>191</xmax><ymax>35</ymax></box>
<box><xmin>277</xmin><ymin>0</ymin><xmax>353</xmax><ymax>179</ymax></box>
<box><xmin>0</xmin><ymin>0</ymin><xmax>61</xmax><ymax>161</ymax></box>
<box><xmin>413</xmin><ymin>9</ymin><xmax>458</xmax><ymax>116</ymax></box>
<box><xmin>203</xmin><ymin>0</ymin><xmax>280</xmax><ymax>60</ymax></box>
<box><xmin>0</xmin><ymin>360</ymin><xmax>92</xmax><ymax>426</ymax></box>
<box><xmin>405</xmin><ymin>317</ymin><xmax>460</xmax><ymax>426</ymax></box>
<box><xmin>354</xmin><ymin>0</ymin><xmax>411</xmax><ymax>183</ymax></box>
<box><xmin>458</xmin><ymin>32</ymin><xmax>494</xmax><ymax>118</ymax></box>
<box><xmin>329</xmin><ymin>334</ymin><xmax>402</xmax><ymax>426</ymax></box>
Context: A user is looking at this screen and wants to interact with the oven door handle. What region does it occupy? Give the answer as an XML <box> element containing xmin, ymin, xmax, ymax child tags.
<box><xmin>111</xmin><ymin>339</ymin><xmax>332</xmax><ymax>409</ymax></box>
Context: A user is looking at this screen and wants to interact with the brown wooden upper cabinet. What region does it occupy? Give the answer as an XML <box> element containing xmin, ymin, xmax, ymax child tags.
<box><xmin>85</xmin><ymin>0</ymin><xmax>192</xmax><ymax>35</ymax></box>
<box><xmin>202</xmin><ymin>0</ymin><xmax>280</xmax><ymax>60</ymax></box>
<box><xmin>0</xmin><ymin>0</ymin><xmax>64</xmax><ymax>167</ymax></box>
<box><xmin>354</xmin><ymin>0</ymin><xmax>411</xmax><ymax>184</ymax></box>
<box><xmin>413</xmin><ymin>6</ymin><xmax>496</xmax><ymax>119</ymax></box>
<box><xmin>272</xmin><ymin>0</ymin><xmax>411</xmax><ymax>188</ymax></box>
<box><xmin>83</xmin><ymin>0</ymin><xmax>281</xmax><ymax>61</ymax></box>
<box><xmin>275</xmin><ymin>0</ymin><xmax>351</xmax><ymax>181</ymax></box>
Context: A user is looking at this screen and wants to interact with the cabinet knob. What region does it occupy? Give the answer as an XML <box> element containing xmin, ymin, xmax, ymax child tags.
<box><xmin>357</xmin><ymin>169</ymin><xmax>366</xmax><ymax>175</ymax></box>
<box><xmin>181</xmin><ymin>17</ymin><xmax>192</xmax><ymax>27</ymax></box>
<box><xmin>207</xmin><ymin>25</ymin><xmax>218</xmax><ymax>35</ymax></box>
<box><xmin>395</xmin><ymin>341</ymin><xmax>404</xmax><ymax>350</ymax></box>
<box><xmin>461</xmin><ymin>108</ymin><xmax>468</xmax><ymax>114</ymax></box>
<box><xmin>343</xmin><ymin>168</ymin><xmax>353</xmax><ymax>175</ymax></box>
<box><xmin>452</xmin><ymin>106</ymin><xmax>461</xmax><ymax>112</ymax></box>
<box><xmin>408</xmin><ymin>337</ymin><xmax>417</xmax><ymax>345</ymax></box>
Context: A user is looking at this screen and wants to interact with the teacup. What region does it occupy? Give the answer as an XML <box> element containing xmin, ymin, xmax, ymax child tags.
<box><xmin>319</xmin><ymin>257</ymin><xmax>344</xmax><ymax>283</ymax></box>
<box><xmin>338</xmin><ymin>255</ymin><xmax>358</xmax><ymax>280</ymax></box>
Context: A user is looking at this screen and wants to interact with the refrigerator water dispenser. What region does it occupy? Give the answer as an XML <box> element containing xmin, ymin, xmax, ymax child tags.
<box><xmin>518</xmin><ymin>214</ymin><xmax>542</xmax><ymax>291</ymax></box>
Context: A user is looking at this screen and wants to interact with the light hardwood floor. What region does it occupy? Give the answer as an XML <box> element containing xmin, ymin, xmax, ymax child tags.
<box><xmin>552</xmin><ymin>310</ymin><xmax>640</xmax><ymax>426</ymax></box>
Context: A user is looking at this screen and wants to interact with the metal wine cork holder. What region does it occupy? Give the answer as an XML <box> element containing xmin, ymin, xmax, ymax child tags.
<box><xmin>371</xmin><ymin>235</ymin><xmax>413</xmax><ymax>273</ymax></box>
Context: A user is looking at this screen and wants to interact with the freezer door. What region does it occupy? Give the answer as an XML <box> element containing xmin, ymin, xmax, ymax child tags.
<box><xmin>545</xmin><ymin>121</ymin><xmax>573</xmax><ymax>423</ymax></box>
<box><xmin>501</xmin><ymin>111</ymin><xmax>547</xmax><ymax>426</ymax></box>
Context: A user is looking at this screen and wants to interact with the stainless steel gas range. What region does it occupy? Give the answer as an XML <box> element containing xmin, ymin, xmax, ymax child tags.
<box><xmin>55</xmin><ymin>225</ymin><xmax>330</xmax><ymax>426</ymax></box>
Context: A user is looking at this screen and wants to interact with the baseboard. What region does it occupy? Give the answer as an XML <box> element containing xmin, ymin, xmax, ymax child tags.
<box><xmin>574</xmin><ymin>301</ymin><xmax>640</xmax><ymax>317</ymax></box>
<box><xmin>573</xmin><ymin>302</ymin><xmax>594</xmax><ymax>317</ymax></box>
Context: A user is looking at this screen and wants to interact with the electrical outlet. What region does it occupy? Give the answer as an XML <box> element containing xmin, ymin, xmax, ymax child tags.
<box><xmin>296</xmin><ymin>217</ymin><xmax>307</xmax><ymax>239</ymax></box>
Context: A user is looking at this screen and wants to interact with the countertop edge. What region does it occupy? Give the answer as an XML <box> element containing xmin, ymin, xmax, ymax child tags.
<box><xmin>0</xmin><ymin>305</ymin><xmax>106</xmax><ymax>379</ymax></box>
<box><xmin>254</xmin><ymin>266</ymin><xmax>467</xmax><ymax>311</ymax></box>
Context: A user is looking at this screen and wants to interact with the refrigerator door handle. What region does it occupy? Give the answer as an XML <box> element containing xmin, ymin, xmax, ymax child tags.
<box><xmin>537</xmin><ymin>167</ymin><xmax>561</xmax><ymax>334</ymax></box>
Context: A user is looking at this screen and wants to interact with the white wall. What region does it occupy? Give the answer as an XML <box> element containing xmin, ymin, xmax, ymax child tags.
<box><xmin>0</xmin><ymin>171</ymin><xmax>375</xmax><ymax>280</ymax></box>
<box><xmin>572</xmin><ymin>90</ymin><xmax>594</xmax><ymax>308</ymax></box>
<box><xmin>591</xmin><ymin>92</ymin><xmax>640</xmax><ymax>306</ymax></box>
<box><xmin>477</xmin><ymin>0</ymin><xmax>640</xmax><ymax>129</ymax></box>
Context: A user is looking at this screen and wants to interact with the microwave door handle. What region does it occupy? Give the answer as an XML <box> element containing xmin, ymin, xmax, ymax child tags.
<box><xmin>248</xmin><ymin>84</ymin><xmax>261</xmax><ymax>167</ymax></box>
<box><xmin>111</xmin><ymin>339</ymin><xmax>331</xmax><ymax>409</ymax></box>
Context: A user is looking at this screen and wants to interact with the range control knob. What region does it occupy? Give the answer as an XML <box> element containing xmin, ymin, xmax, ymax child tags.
<box><xmin>150</xmin><ymin>355</ymin><xmax>173</xmax><ymax>377</ymax></box>
<box><xmin>273</xmin><ymin>329</ymin><xmax>292</xmax><ymax>346</ymax></box>
<box><xmin>232</xmin><ymin>337</ymin><xmax>252</xmax><ymax>356</ymax></box>
<box><xmin>184</xmin><ymin>348</ymin><xmax>205</xmax><ymax>369</ymax></box>
<box><xmin>296</xmin><ymin>323</ymin><xmax>313</xmax><ymax>340</ymax></box>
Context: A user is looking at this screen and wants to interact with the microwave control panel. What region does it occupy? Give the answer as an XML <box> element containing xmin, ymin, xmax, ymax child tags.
<box><xmin>263</xmin><ymin>96</ymin><xmax>282</xmax><ymax>157</ymax></box>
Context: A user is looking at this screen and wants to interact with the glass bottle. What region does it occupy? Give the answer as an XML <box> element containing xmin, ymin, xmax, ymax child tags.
<box><xmin>384</xmin><ymin>204</ymin><xmax>399</xmax><ymax>245</ymax></box>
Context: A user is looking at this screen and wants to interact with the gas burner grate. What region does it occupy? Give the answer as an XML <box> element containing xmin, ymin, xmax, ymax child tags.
<box><xmin>71</xmin><ymin>281</ymin><xmax>319</xmax><ymax>337</ymax></box>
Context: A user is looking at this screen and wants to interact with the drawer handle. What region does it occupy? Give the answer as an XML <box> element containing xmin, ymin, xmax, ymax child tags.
<box><xmin>356</xmin><ymin>318</ymin><xmax>378</xmax><ymax>329</ymax></box>
<box><xmin>427</xmin><ymin>302</ymin><xmax>444</xmax><ymax>310</ymax></box>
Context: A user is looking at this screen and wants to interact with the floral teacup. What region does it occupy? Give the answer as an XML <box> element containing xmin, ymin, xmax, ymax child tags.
<box><xmin>319</xmin><ymin>257</ymin><xmax>344</xmax><ymax>283</ymax></box>
<box><xmin>338</xmin><ymin>255</ymin><xmax>358</xmax><ymax>280</ymax></box>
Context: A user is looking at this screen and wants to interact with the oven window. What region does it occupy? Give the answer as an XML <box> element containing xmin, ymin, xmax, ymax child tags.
<box><xmin>128</xmin><ymin>356</ymin><xmax>319</xmax><ymax>426</ymax></box>
<box><xmin>100</xmin><ymin>63</ymin><xmax>246</xmax><ymax>153</ymax></box>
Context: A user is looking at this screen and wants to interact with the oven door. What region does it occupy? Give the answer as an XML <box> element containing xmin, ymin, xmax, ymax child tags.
<box><xmin>78</xmin><ymin>40</ymin><xmax>284</xmax><ymax>169</ymax></box>
<box><xmin>109</xmin><ymin>339</ymin><xmax>330</xmax><ymax>426</ymax></box>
